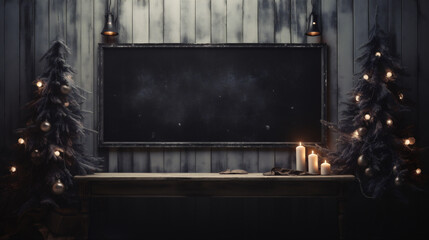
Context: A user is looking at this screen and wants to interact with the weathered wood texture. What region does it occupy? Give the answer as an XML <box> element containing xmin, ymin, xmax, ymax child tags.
<box><xmin>0</xmin><ymin>0</ymin><xmax>428</xmax><ymax>175</ymax></box>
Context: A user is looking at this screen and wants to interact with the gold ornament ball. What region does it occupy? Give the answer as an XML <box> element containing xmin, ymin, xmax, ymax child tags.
<box><xmin>18</xmin><ymin>138</ymin><xmax>25</xmax><ymax>145</ymax></box>
<box><xmin>357</xmin><ymin>155</ymin><xmax>368</xmax><ymax>167</ymax></box>
<box><xmin>375</xmin><ymin>52</ymin><xmax>382</xmax><ymax>57</ymax></box>
<box><xmin>386</xmin><ymin>71</ymin><xmax>393</xmax><ymax>78</ymax></box>
<box><xmin>40</xmin><ymin>121</ymin><xmax>51</xmax><ymax>132</ymax></box>
<box><xmin>364</xmin><ymin>114</ymin><xmax>371</xmax><ymax>121</ymax></box>
<box><xmin>10</xmin><ymin>166</ymin><xmax>17</xmax><ymax>173</ymax></box>
<box><xmin>52</xmin><ymin>179</ymin><xmax>65</xmax><ymax>195</ymax></box>
<box><xmin>60</xmin><ymin>85</ymin><xmax>71</xmax><ymax>94</ymax></box>
<box><xmin>365</xmin><ymin>167</ymin><xmax>373</xmax><ymax>177</ymax></box>
<box><xmin>408</xmin><ymin>137</ymin><xmax>416</xmax><ymax>145</ymax></box>
<box><xmin>363</xmin><ymin>74</ymin><xmax>369</xmax><ymax>80</ymax></box>
<box><xmin>416</xmin><ymin>168</ymin><xmax>422</xmax><ymax>175</ymax></box>
<box><xmin>64</xmin><ymin>101</ymin><xmax>70</xmax><ymax>107</ymax></box>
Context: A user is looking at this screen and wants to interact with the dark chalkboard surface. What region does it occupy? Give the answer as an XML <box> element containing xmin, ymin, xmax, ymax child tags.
<box><xmin>99</xmin><ymin>44</ymin><xmax>327</xmax><ymax>147</ymax></box>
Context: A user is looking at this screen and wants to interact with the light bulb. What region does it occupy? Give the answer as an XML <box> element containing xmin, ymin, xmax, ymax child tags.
<box><xmin>404</xmin><ymin>139</ymin><xmax>411</xmax><ymax>146</ymax></box>
<box><xmin>386</xmin><ymin>119</ymin><xmax>393</xmax><ymax>126</ymax></box>
<box><xmin>36</xmin><ymin>80</ymin><xmax>43</xmax><ymax>88</ymax></box>
<box><xmin>375</xmin><ymin>52</ymin><xmax>382</xmax><ymax>57</ymax></box>
<box><xmin>355</xmin><ymin>95</ymin><xmax>361</xmax><ymax>102</ymax></box>
<box><xmin>312</xmin><ymin>21</ymin><xmax>316</xmax><ymax>25</ymax></box>
<box><xmin>54</xmin><ymin>150</ymin><xmax>61</xmax><ymax>157</ymax></box>
<box><xmin>18</xmin><ymin>138</ymin><xmax>25</xmax><ymax>144</ymax></box>
<box><xmin>363</xmin><ymin>74</ymin><xmax>369</xmax><ymax>80</ymax></box>
<box><xmin>386</xmin><ymin>71</ymin><xmax>393</xmax><ymax>78</ymax></box>
<box><xmin>399</xmin><ymin>93</ymin><xmax>404</xmax><ymax>100</ymax></box>
<box><xmin>416</xmin><ymin>168</ymin><xmax>422</xmax><ymax>175</ymax></box>
<box><xmin>10</xmin><ymin>166</ymin><xmax>17</xmax><ymax>173</ymax></box>
<box><xmin>364</xmin><ymin>114</ymin><xmax>371</xmax><ymax>120</ymax></box>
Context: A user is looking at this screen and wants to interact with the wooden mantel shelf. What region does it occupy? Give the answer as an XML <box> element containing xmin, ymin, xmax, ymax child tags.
<box><xmin>74</xmin><ymin>173</ymin><xmax>355</xmax><ymax>198</ymax></box>
<box><xmin>75</xmin><ymin>173</ymin><xmax>355</xmax><ymax>239</ymax></box>
<box><xmin>75</xmin><ymin>172</ymin><xmax>355</xmax><ymax>182</ymax></box>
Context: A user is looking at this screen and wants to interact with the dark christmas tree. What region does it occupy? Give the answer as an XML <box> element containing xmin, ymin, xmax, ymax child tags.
<box><xmin>1</xmin><ymin>40</ymin><xmax>101</xmax><ymax>214</ymax></box>
<box><xmin>320</xmin><ymin>27</ymin><xmax>422</xmax><ymax>198</ymax></box>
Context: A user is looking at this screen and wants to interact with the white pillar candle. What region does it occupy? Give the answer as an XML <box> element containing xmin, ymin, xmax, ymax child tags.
<box><xmin>321</xmin><ymin>160</ymin><xmax>331</xmax><ymax>175</ymax></box>
<box><xmin>296</xmin><ymin>142</ymin><xmax>306</xmax><ymax>171</ymax></box>
<box><xmin>308</xmin><ymin>150</ymin><xmax>319</xmax><ymax>174</ymax></box>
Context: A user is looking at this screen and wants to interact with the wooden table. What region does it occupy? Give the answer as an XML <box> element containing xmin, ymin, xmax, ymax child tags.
<box><xmin>75</xmin><ymin>173</ymin><xmax>355</xmax><ymax>239</ymax></box>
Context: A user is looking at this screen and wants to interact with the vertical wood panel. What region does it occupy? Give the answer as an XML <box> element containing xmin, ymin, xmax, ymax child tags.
<box><xmin>337</xmin><ymin>0</ymin><xmax>354</xmax><ymax>113</ymax></box>
<box><xmin>164</xmin><ymin>0</ymin><xmax>181</xmax><ymax>43</ymax></box>
<box><xmin>258</xmin><ymin>149</ymin><xmax>274</xmax><ymax>172</ymax></box>
<box><xmin>226</xmin><ymin>149</ymin><xmax>243</xmax><ymax>170</ymax></box>
<box><xmin>0</xmin><ymin>0</ymin><xmax>4</xmax><ymax>149</ymax></box>
<box><xmin>133</xmin><ymin>149</ymin><xmax>150</xmax><ymax>172</ymax></box>
<box><xmin>180</xmin><ymin>0</ymin><xmax>196</xmax><ymax>43</ymax></box>
<box><xmin>243</xmin><ymin>149</ymin><xmax>258</xmax><ymax>172</ymax></box>
<box><xmin>81</xmin><ymin>0</ymin><xmax>94</xmax><ymax>156</ymax></box>
<box><xmin>180</xmin><ymin>148</ymin><xmax>196</xmax><ymax>172</ymax></box>
<box><xmin>389</xmin><ymin>0</ymin><xmax>402</xmax><ymax>57</ymax></box>
<box><xmin>118</xmin><ymin>150</ymin><xmax>133</xmax><ymax>172</ymax></box>
<box><xmin>108</xmin><ymin>149</ymin><xmax>118</xmax><ymax>172</ymax></box>
<box><xmin>274</xmin><ymin>148</ymin><xmax>291</xmax><ymax>168</ymax></box>
<box><xmin>353</xmin><ymin>0</ymin><xmax>368</xmax><ymax>73</ymax></box>
<box><xmin>195</xmin><ymin>0</ymin><xmax>211</xmax><ymax>43</ymax></box>
<box><xmin>149</xmin><ymin>149</ymin><xmax>164</xmax><ymax>172</ymax></box>
<box><xmin>226</xmin><ymin>0</ymin><xmax>243</xmax><ymax>43</ymax></box>
<box><xmin>19</xmin><ymin>0</ymin><xmax>34</xmax><ymax>122</ymax></box>
<box><xmin>258</xmin><ymin>0</ymin><xmax>275</xmax><ymax>43</ymax></box>
<box><xmin>4</xmin><ymin>0</ymin><xmax>19</xmax><ymax>146</ymax></box>
<box><xmin>149</xmin><ymin>0</ymin><xmax>164</xmax><ymax>43</ymax></box>
<box><xmin>211</xmin><ymin>0</ymin><xmax>227</xmax><ymax>43</ymax></box>
<box><xmin>211</xmin><ymin>149</ymin><xmax>227</xmax><ymax>172</ymax></box>
<box><xmin>49</xmin><ymin>0</ymin><xmax>66</xmax><ymax>42</ymax></box>
<box><xmin>132</xmin><ymin>0</ymin><xmax>149</xmax><ymax>43</ymax></box>
<box><xmin>34</xmin><ymin>0</ymin><xmax>49</xmax><ymax>77</ymax></box>
<box><xmin>321</xmin><ymin>0</ymin><xmax>338</xmax><ymax>149</ymax></box>
<box><xmin>66</xmin><ymin>0</ymin><xmax>81</xmax><ymax>86</ymax></box>
<box><xmin>195</xmin><ymin>149</ymin><xmax>211</xmax><ymax>172</ymax></box>
<box><xmin>418</xmin><ymin>0</ymin><xmax>429</xmax><ymax>171</ymax></box>
<box><xmin>371</xmin><ymin>0</ymin><xmax>389</xmax><ymax>32</ymax></box>
<box><xmin>118</xmin><ymin>0</ymin><xmax>133</xmax><ymax>43</ymax></box>
<box><xmin>274</xmin><ymin>0</ymin><xmax>291</xmax><ymax>43</ymax></box>
<box><xmin>291</xmin><ymin>0</ymin><xmax>307</xmax><ymax>43</ymax></box>
<box><xmin>243</xmin><ymin>0</ymin><xmax>258</xmax><ymax>43</ymax></box>
<box><xmin>164</xmin><ymin>149</ymin><xmax>181</xmax><ymax>172</ymax></box>
<box><xmin>402</xmin><ymin>0</ymin><xmax>418</xmax><ymax>120</ymax></box>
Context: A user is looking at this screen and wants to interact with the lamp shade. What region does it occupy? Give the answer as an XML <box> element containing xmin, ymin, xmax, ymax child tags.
<box><xmin>306</xmin><ymin>12</ymin><xmax>321</xmax><ymax>36</ymax></box>
<box><xmin>101</xmin><ymin>12</ymin><xmax>118</xmax><ymax>36</ymax></box>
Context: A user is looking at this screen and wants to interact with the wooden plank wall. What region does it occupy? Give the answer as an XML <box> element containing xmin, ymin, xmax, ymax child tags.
<box><xmin>1</xmin><ymin>0</ymin><xmax>427</xmax><ymax>175</ymax></box>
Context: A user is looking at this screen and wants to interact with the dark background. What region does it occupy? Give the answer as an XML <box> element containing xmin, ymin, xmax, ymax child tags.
<box><xmin>1</xmin><ymin>0</ymin><xmax>429</xmax><ymax>239</ymax></box>
<box><xmin>102</xmin><ymin>46</ymin><xmax>323</xmax><ymax>144</ymax></box>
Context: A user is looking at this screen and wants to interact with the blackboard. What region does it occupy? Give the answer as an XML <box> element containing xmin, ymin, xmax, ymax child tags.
<box><xmin>99</xmin><ymin>44</ymin><xmax>327</xmax><ymax>147</ymax></box>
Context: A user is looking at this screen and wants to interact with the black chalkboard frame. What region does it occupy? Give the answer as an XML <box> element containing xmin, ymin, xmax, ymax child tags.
<box><xmin>98</xmin><ymin>43</ymin><xmax>328</xmax><ymax>148</ymax></box>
